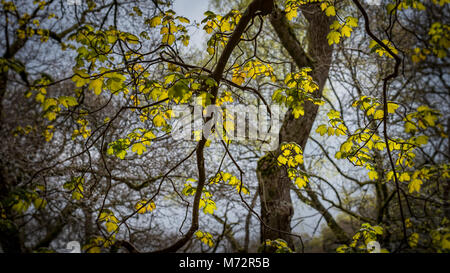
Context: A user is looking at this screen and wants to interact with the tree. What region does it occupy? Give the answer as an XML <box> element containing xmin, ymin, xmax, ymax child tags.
<box><xmin>0</xmin><ymin>0</ymin><xmax>448</xmax><ymax>253</ymax></box>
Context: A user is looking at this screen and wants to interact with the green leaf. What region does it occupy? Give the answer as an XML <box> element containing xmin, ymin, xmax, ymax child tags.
<box><xmin>177</xmin><ymin>16</ymin><xmax>190</xmax><ymax>24</ymax></box>
<box><xmin>59</xmin><ymin>96</ymin><xmax>78</xmax><ymax>108</ymax></box>
<box><xmin>415</xmin><ymin>135</ymin><xmax>429</xmax><ymax>145</ymax></box>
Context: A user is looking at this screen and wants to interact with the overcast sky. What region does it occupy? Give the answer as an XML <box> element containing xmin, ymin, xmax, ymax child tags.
<box><xmin>173</xmin><ymin>0</ymin><xmax>216</xmax><ymax>49</ymax></box>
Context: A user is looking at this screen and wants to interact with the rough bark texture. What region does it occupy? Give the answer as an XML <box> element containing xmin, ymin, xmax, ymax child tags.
<box><xmin>258</xmin><ymin>4</ymin><xmax>333</xmax><ymax>249</ymax></box>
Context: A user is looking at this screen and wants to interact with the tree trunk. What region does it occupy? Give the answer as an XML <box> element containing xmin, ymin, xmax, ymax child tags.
<box><xmin>258</xmin><ymin>3</ymin><xmax>333</xmax><ymax>249</ymax></box>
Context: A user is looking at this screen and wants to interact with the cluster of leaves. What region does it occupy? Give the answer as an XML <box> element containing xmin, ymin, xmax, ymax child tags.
<box><xmin>284</xmin><ymin>0</ymin><xmax>330</xmax><ymax>21</ymax></box>
<box><xmin>107</xmin><ymin>128</ymin><xmax>156</xmax><ymax>159</ymax></box>
<box><xmin>4</xmin><ymin>0</ymin><xmax>54</xmax><ymax>43</ymax></box>
<box><xmin>337</xmin><ymin>223</ymin><xmax>388</xmax><ymax>253</ymax></box>
<box><xmin>146</xmin><ymin>9</ymin><xmax>190</xmax><ymax>46</ymax></box>
<box><xmin>277</xmin><ymin>142</ymin><xmax>309</xmax><ymax>189</ymax></box>
<box><xmin>369</xmin><ymin>39</ymin><xmax>399</xmax><ymax>59</ymax></box>
<box><xmin>259</xmin><ymin>239</ymin><xmax>293</xmax><ymax>253</ymax></box>
<box><xmin>429</xmin><ymin>218</ymin><xmax>450</xmax><ymax>252</ymax></box>
<box><xmin>316</xmin><ymin>95</ymin><xmax>448</xmax><ymax>195</ymax></box>
<box><xmin>327</xmin><ymin>16</ymin><xmax>358</xmax><ymax>46</ymax></box>
<box><xmin>209</xmin><ymin>172</ymin><xmax>250</xmax><ymax>195</ymax></box>
<box><xmin>202</xmin><ymin>9</ymin><xmax>242</xmax><ymax>55</ymax></box>
<box><xmin>316</xmin><ymin>109</ymin><xmax>348</xmax><ymax>137</ymax></box>
<box><xmin>98</xmin><ymin>209</ymin><xmax>120</xmax><ymax>234</ymax></box>
<box><xmin>135</xmin><ymin>199</ymin><xmax>156</xmax><ymax>214</ymax></box>
<box><xmin>272</xmin><ymin>68</ymin><xmax>322</xmax><ymax>118</ymax></box>
<box><xmin>182</xmin><ymin>179</ymin><xmax>217</xmax><ymax>215</ymax></box>
<box><xmin>284</xmin><ymin>0</ymin><xmax>359</xmax><ymax>46</ymax></box>
<box><xmin>385</xmin><ymin>1</ymin><xmax>450</xmax><ymax>61</ymax></box>
<box><xmin>82</xmin><ymin>235</ymin><xmax>116</xmax><ymax>253</ymax></box>
<box><xmin>195</xmin><ymin>230</ymin><xmax>215</xmax><ymax>247</ymax></box>
<box><xmin>63</xmin><ymin>177</ymin><xmax>85</xmax><ymax>201</ymax></box>
<box><xmin>231</xmin><ymin>60</ymin><xmax>276</xmax><ymax>86</ymax></box>
<box><xmin>8</xmin><ymin>186</ymin><xmax>47</xmax><ymax>214</ymax></box>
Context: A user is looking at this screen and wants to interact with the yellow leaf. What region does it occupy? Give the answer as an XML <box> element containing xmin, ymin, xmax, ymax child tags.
<box><xmin>153</xmin><ymin>114</ymin><xmax>166</xmax><ymax>127</ymax></box>
<box><xmin>327</xmin><ymin>127</ymin><xmax>335</xmax><ymax>136</ymax></box>
<box><xmin>341</xmin><ymin>141</ymin><xmax>353</xmax><ymax>153</ymax></box>
<box><xmin>277</xmin><ymin>155</ymin><xmax>288</xmax><ymax>165</ymax></box>
<box><xmin>325</xmin><ymin>6</ymin><xmax>336</xmax><ymax>17</ymax></box>
<box><xmin>59</xmin><ymin>96</ymin><xmax>78</xmax><ymax>108</ymax></box>
<box><xmin>316</xmin><ymin>125</ymin><xmax>328</xmax><ymax>136</ymax></box>
<box><xmin>341</xmin><ymin>25</ymin><xmax>352</xmax><ymax>37</ymax></box>
<box><xmin>105</xmin><ymin>221</ymin><xmax>117</xmax><ymax>233</ymax></box>
<box><xmin>293</xmin><ymin>107</ymin><xmax>304</xmax><ymax>118</ymax></box>
<box><xmin>408</xmin><ymin>233</ymin><xmax>419</xmax><ymax>248</ymax></box>
<box><xmin>163</xmin><ymin>34</ymin><xmax>175</xmax><ymax>45</ymax></box>
<box><xmin>346</xmin><ymin>17</ymin><xmax>358</xmax><ymax>28</ymax></box>
<box><xmin>373</xmin><ymin>226</ymin><xmax>383</xmax><ymax>235</ymax></box>
<box><xmin>285</xmin><ymin>8</ymin><xmax>297</xmax><ymax>21</ymax></box>
<box><xmin>182</xmin><ymin>36</ymin><xmax>189</xmax><ymax>46</ymax></box>
<box><xmin>33</xmin><ymin>198</ymin><xmax>47</xmax><ymax>209</ymax></box>
<box><xmin>374</xmin><ymin>110</ymin><xmax>384</xmax><ymax>119</ymax></box>
<box><xmin>399</xmin><ymin>172</ymin><xmax>411</xmax><ymax>182</ymax></box>
<box><xmin>89</xmin><ymin>78</ymin><xmax>103</xmax><ymax>95</ymax></box>
<box><xmin>35</xmin><ymin>93</ymin><xmax>45</xmax><ymax>103</ymax></box>
<box><xmin>294</xmin><ymin>154</ymin><xmax>304</xmax><ymax>164</ymax></box>
<box><xmin>135</xmin><ymin>200</ymin><xmax>156</xmax><ymax>214</ymax></box>
<box><xmin>200</xmin><ymin>199</ymin><xmax>216</xmax><ymax>214</ymax></box>
<box><xmin>368</xmin><ymin>170</ymin><xmax>378</xmax><ymax>181</ymax></box>
<box><xmin>423</xmin><ymin>114</ymin><xmax>436</xmax><ymax>126</ymax></box>
<box><xmin>131</xmin><ymin>142</ymin><xmax>146</xmax><ymax>155</ymax></box>
<box><xmin>88</xmin><ymin>247</ymin><xmax>101</xmax><ymax>253</ymax></box>
<box><xmin>327</xmin><ymin>31</ymin><xmax>341</xmax><ymax>45</ymax></box>
<box><xmin>149</xmin><ymin>16</ymin><xmax>161</xmax><ymax>27</ymax></box>
<box><xmin>295</xmin><ymin>177</ymin><xmax>307</xmax><ymax>189</ymax></box>
<box><xmin>387</xmin><ymin>102</ymin><xmax>399</xmax><ymax>114</ymax></box>
<box><xmin>374</xmin><ymin>142</ymin><xmax>386</xmax><ymax>151</ymax></box>
<box><xmin>408</xmin><ymin>179</ymin><xmax>423</xmax><ymax>193</ymax></box>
